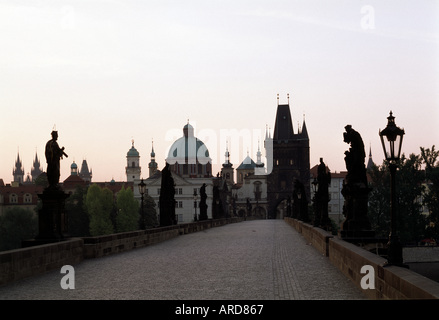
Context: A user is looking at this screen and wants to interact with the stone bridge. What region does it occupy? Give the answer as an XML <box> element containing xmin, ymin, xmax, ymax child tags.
<box><xmin>0</xmin><ymin>218</ymin><xmax>438</xmax><ymax>302</ymax></box>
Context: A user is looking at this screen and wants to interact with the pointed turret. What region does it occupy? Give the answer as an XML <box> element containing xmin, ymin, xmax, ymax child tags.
<box><xmin>256</xmin><ymin>140</ymin><xmax>264</xmax><ymax>168</ymax></box>
<box><xmin>31</xmin><ymin>151</ymin><xmax>43</xmax><ymax>182</ymax></box>
<box><xmin>79</xmin><ymin>159</ymin><xmax>92</xmax><ymax>182</ymax></box>
<box><xmin>300</xmin><ymin>115</ymin><xmax>309</xmax><ymax>139</ymax></box>
<box><xmin>148</xmin><ymin>140</ymin><xmax>158</xmax><ymax>177</ymax></box>
<box><xmin>367</xmin><ymin>144</ymin><xmax>375</xmax><ymax>170</ymax></box>
<box><xmin>221</xmin><ymin>141</ymin><xmax>234</xmax><ymax>184</ymax></box>
<box><xmin>13</xmin><ymin>151</ymin><xmax>25</xmax><ymax>183</ymax></box>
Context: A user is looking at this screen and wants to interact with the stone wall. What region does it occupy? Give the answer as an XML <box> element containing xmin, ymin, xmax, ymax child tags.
<box><xmin>0</xmin><ymin>217</ymin><xmax>243</xmax><ymax>286</ymax></box>
<box><xmin>0</xmin><ymin>238</ymin><xmax>83</xmax><ymax>286</ymax></box>
<box><xmin>285</xmin><ymin>217</ymin><xmax>439</xmax><ymax>299</ymax></box>
<box><xmin>82</xmin><ymin>226</ymin><xmax>180</xmax><ymax>259</ymax></box>
<box><xmin>403</xmin><ymin>246</ymin><xmax>439</xmax><ymax>263</ymax></box>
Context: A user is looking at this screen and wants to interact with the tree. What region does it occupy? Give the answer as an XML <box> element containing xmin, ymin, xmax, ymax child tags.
<box><xmin>116</xmin><ymin>186</ymin><xmax>139</xmax><ymax>232</ymax></box>
<box><xmin>85</xmin><ymin>184</ymin><xmax>114</xmax><ymax>236</ymax></box>
<box><xmin>396</xmin><ymin>153</ymin><xmax>426</xmax><ymax>244</ymax></box>
<box><xmin>0</xmin><ymin>208</ymin><xmax>37</xmax><ymax>251</ymax></box>
<box><xmin>368</xmin><ymin>153</ymin><xmax>426</xmax><ymax>244</ymax></box>
<box><xmin>368</xmin><ymin>161</ymin><xmax>390</xmax><ymax>238</ymax></box>
<box><xmin>142</xmin><ymin>194</ymin><xmax>159</xmax><ymax>228</ymax></box>
<box><xmin>420</xmin><ymin>145</ymin><xmax>439</xmax><ymax>240</ymax></box>
<box><xmin>65</xmin><ymin>185</ymin><xmax>89</xmax><ymax>237</ymax></box>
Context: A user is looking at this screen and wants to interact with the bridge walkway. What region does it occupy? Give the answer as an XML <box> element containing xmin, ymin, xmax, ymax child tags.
<box><xmin>0</xmin><ymin>220</ymin><xmax>367</xmax><ymax>300</ymax></box>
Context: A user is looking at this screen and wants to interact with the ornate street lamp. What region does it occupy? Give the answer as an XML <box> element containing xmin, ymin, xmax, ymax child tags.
<box><xmin>138</xmin><ymin>178</ymin><xmax>146</xmax><ymax>230</ymax></box>
<box><xmin>379</xmin><ymin>111</ymin><xmax>405</xmax><ymax>266</ymax></box>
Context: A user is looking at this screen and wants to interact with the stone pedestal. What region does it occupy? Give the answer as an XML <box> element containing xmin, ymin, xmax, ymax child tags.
<box><xmin>340</xmin><ymin>183</ymin><xmax>375</xmax><ymax>240</ymax></box>
<box><xmin>35</xmin><ymin>187</ymin><xmax>70</xmax><ymax>242</ymax></box>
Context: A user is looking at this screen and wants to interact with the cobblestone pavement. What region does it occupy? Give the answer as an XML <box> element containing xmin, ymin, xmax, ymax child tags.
<box><xmin>0</xmin><ymin>220</ymin><xmax>367</xmax><ymax>300</ymax></box>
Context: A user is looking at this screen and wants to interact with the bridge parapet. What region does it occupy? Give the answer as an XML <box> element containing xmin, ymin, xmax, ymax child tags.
<box><xmin>0</xmin><ymin>238</ymin><xmax>83</xmax><ymax>286</ymax></box>
<box><xmin>0</xmin><ymin>217</ymin><xmax>244</xmax><ymax>287</ymax></box>
<box><xmin>285</xmin><ymin>217</ymin><xmax>439</xmax><ymax>299</ymax></box>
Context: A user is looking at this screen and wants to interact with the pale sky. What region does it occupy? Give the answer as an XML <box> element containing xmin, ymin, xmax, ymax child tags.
<box><xmin>1</xmin><ymin>0</ymin><xmax>438</xmax><ymax>183</ymax></box>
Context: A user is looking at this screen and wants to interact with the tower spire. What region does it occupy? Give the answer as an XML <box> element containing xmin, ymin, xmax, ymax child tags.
<box><xmin>148</xmin><ymin>138</ymin><xmax>158</xmax><ymax>177</ymax></box>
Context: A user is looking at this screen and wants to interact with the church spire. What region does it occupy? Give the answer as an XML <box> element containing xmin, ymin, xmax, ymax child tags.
<box><xmin>256</xmin><ymin>140</ymin><xmax>264</xmax><ymax>168</ymax></box>
<box><xmin>223</xmin><ymin>141</ymin><xmax>231</xmax><ymax>167</ymax></box>
<box><xmin>300</xmin><ymin>113</ymin><xmax>309</xmax><ymax>139</ymax></box>
<box><xmin>31</xmin><ymin>150</ymin><xmax>43</xmax><ymax>182</ymax></box>
<box><xmin>148</xmin><ymin>139</ymin><xmax>158</xmax><ymax>177</ymax></box>
<box><xmin>367</xmin><ymin>144</ymin><xmax>375</xmax><ymax>170</ymax></box>
<box><xmin>13</xmin><ymin>150</ymin><xmax>24</xmax><ymax>184</ymax></box>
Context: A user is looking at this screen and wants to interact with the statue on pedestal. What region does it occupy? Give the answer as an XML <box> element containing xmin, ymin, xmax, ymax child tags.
<box><xmin>26</xmin><ymin>130</ymin><xmax>70</xmax><ymax>244</ymax></box>
<box><xmin>316</xmin><ymin>158</ymin><xmax>332</xmax><ymax>230</ymax></box>
<box><xmin>45</xmin><ymin>130</ymin><xmax>68</xmax><ymax>189</ymax></box>
<box><xmin>340</xmin><ymin>125</ymin><xmax>373</xmax><ymax>239</ymax></box>
<box><xmin>199</xmin><ymin>183</ymin><xmax>208</xmax><ymax>221</ymax></box>
<box><xmin>159</xmin><ymin>163</ymin><xmax>176</xmax><ymax>226</ymax></box>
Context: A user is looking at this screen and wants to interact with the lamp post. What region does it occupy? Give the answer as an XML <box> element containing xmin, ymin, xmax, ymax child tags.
<box><xmin>379</xmin><ymin>111</ymin><xmax>405</xmax><ymax>266</ymax></box>
<box><xmin>312</xmin><ymin>178</ymin><xmax>319</xmax><ymax>227</ymax></box>
<box><xmin>193</xmin><ymin>189</ymin><xmax>198</xmax><ymax>221</ymax></box>
<box><xmin>138</xmin><ymin>178</ymin><xmax>146</xmax><ymax>230</ymax></box>
<box><xmin>295</xmin><ymin>190</ymin><xmax>301</xmax><ymax>219</ymax></box>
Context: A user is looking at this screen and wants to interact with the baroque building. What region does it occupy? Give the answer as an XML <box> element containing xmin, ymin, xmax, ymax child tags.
<box><xmin>134</xmin><ymin>122</ymin><xmax>214</xmax><ymax>224</ymax></box>
<box><xmin>126</xmin><ymin>140</ymin><xmax>141</xmax><ymax>182</ymax></box>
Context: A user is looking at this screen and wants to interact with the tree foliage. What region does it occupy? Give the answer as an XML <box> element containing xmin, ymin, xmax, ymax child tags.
<box><xmin>85</xmin><ymin>184</ymin><xmax>114</xmax><ymax>236</ymax></box>
<box><xmin>420</xmin><ymin>145</ymin><xmax>439</xmax><ymax>240</ymax></box>
<box><xmin>142</xmin><ymin>194</ymin><xmax>159</xmax><ymax>229</ymax></box>
<box><xmin>65</xmin><ymin>185</ymin><xmax>89</xmax><ymax>237</ymax></box>
<box><xmin>115</xmin><ymin>186</ymin><xmax>139</xmax><ymax>232</ymax></box>
<box><xmin>396</xmin><ymin>153</ymin><xmax>426</xmax><ymax>243</ymax></box>
<box><xmin>368</xmin><ymin>152</ymin><xmax>427</xmax><ymax>244</ymax></box>
<box><xmin>0</xmin><ymin>208</ymin><xmax>37</xmax><ymax>251</ymax></box>
<box><xmin>368</xmin><ymin>162</ymin><xmax>390</xmax><ymax>238</ymax></box>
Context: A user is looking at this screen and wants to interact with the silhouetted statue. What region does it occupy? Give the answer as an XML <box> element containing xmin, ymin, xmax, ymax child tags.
<box><xmin>316</xmin><ymin>158</ymin><xmax>332</xmax><ymax>230</ymax></box>
<box><xmin>343</xmin><ymin>125</ymin><xmax>367</xmax><ymax>186</ymax></box>
<box><xmin>199</xmin><ymin>183</ymin><xmax>208</xmax><ymax>221</ymax></box>
<box><xmin>45</xmin><ymin>130</ymin><xmax>68</xmax><ymax>188</ymax></box>
<box><xmin>340</xmin><ymin>125</ymin><xmax>373</xmax><ymax>238</ymax></box>
<box><xmin>246</xmin><ymin>198</ymin><xmax>252</xmax><ymax>220</ymax></box>
<box><xmin>293</xmin><ymin>179</ymin><xmax>309</xmax><ymax>222</ymax></box>
<box><xmin>25</xmin><ymin>129</ymin><xmax>70</xmax><ymax>244</ymax></box>
<box><xmin>159</xmin><ymin>163</ymin><xmax>176</xmax><ymax>226</ymax></box>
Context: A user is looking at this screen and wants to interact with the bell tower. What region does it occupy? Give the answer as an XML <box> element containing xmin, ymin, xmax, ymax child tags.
<box><xmin>126</xmin><ymin>140</ymin><xmax>141</xmax><ymax>182</ymax></box>
<box><xmin>221</xmin><ymin>141</ymin><xmax>234</xmax><ymax>186</ymax></box>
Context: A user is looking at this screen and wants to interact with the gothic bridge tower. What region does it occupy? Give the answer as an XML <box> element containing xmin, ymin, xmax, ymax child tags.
<box><xmin>267</xmin><ymin>95</ymin><xmax>310</xmax><ymax>219</ymax></box>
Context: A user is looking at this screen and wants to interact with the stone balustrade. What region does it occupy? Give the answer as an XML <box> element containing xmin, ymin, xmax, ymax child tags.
<box><xmin>284</xmin><ymin>217</ymin><xmax>439</xmax><ymax>299</ymax></box>
<box><xmin>0</xmin><ymin>217</ymin><xmax>243</xmax><ymax>286</ymax></box>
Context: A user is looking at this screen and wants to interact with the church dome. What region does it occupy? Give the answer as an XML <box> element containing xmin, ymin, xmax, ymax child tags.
<box><xmin>166</xmin><ymin>122</ymin><xmax>211</xmax><ymax>165</ymax></box>
<box><xmin>237</xmin><ymin>155</ymin><xmax>256</xmax><ymax>170</ymax></box>
<box><xmin>127</xmin><ymin>140</ymin><xmax>139</xmax><ymax>157</ymax></box>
